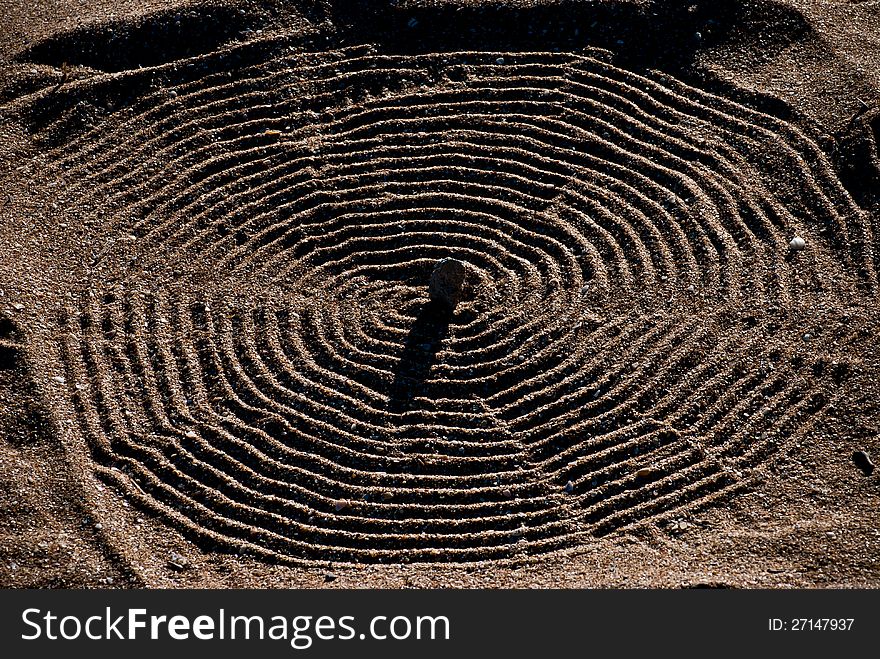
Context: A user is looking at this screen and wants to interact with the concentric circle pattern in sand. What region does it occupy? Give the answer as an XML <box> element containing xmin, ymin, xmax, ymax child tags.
<box><xmin>37</xmin><ymin>40</ymin><xmax>873</xmax><ymax>562</ymax></box>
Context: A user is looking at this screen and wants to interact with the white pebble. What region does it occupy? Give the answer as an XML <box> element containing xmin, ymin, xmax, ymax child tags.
<box><xmin>789</xmin><ymin>236</ymin><xmax>806</xmax><ymax>251</ymax></box>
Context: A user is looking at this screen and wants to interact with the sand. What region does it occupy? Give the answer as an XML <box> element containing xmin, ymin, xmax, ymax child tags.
<box><xmin>0</xmin><ymin>0</ymin><xmax>879</xmax><ymax>588</ymax></box>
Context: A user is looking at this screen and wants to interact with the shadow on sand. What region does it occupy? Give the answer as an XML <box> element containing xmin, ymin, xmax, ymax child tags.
<box><xmin>388</xmin><ymin>299</ymin><xmax>453</xmax><ymax>412</ymax></box>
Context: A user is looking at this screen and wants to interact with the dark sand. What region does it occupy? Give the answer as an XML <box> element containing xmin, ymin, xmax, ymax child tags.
<box><xmin>1</xmin><ymin>0</ymin><xmax>879</xmax><ymax>588</ymax></box>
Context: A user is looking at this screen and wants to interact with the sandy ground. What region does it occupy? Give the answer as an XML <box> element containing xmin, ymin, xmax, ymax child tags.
<box><xmin>1</xmin><ymin>0</ymin><xmax>879</xmax><ymax>588</ymax></box>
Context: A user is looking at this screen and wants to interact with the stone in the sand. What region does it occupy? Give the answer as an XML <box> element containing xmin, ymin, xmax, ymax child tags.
<box><xmin>564</xmin><ymin>480</ymin><xmax>574</xmax><ymax>493</ymax></box>
<box><xmin>852</xmin><ymin>450</ymin><xmax>875</xmax><ymax>476</ymax></box>
<box><xmin>789</xmin><ymin>236</ymin><xmax>806</xmax><ymax>251</ymax></box>
<box><xmin>429</xmin><ymin>258</ymin><xmax>467</xmax><ymax>308</ymax></box>
<box><xmin>168</xmin><ymin>551</ymin><xmax>189</xmax><ymax>571</ymax></box>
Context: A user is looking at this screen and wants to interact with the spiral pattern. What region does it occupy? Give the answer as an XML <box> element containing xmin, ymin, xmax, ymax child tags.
<box><xmin>37</xmin><ymin>41</ymin><xmax>870</xmax><ymax>562</ymax></box>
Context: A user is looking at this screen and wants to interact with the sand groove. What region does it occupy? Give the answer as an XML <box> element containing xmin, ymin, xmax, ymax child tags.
<box><xmin>0</xmin><ymin>316</ymin><xmax>23</xmax><ymax>372</ymax></box>
<box><xmin>22</xmin><ymin>34</ymin><xmax>871</xmax><ymax>562</ymax></box>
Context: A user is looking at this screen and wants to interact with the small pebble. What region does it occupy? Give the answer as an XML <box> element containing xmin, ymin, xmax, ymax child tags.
<box><xmin>429</xmin><ymin>258</ymin><xmax>468</xmax><ymax>308</ymax></box>
<box><xmin>789</xmin><ymin>236</ymin><xmax>806</xmax><ymax>251</ymax></box>
<box><xmin>334</xmin><ymin>499</ymin><xmax>351</xmax><ymax>512</ymax></box>
<box><xmin>168</xmin><ymin>552</ymin><xmax>189</xmax><ymax>571</ymax></box>
<box><xmin>324</xmin><ymin>572</ymin><xmax>338</xmax><ymax>582</ymax></box>
<box><xmin>635</xmin><ymin>467</ymin><xmax>654</xmax><ymax>479</ymax></box>
<box><xmin>852</xmin><ymin>450</ymin><xmax>875</xmax><ymax>476</ymax></box>
<box><xmin>564</xmin><ymin>480</ymin><xmax>574</xmax><ymax>493</ymax></box>
<box><xmin>496</xmin><ymin>57</ymin><xmax>505</xmax><ymax>65</ymax></box>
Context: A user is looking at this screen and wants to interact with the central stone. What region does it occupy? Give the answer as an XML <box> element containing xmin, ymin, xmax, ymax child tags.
<box><xmin>428</xmin><ymin>258</ymin><xmax>467</xmax><ymax>308</ymax></box>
